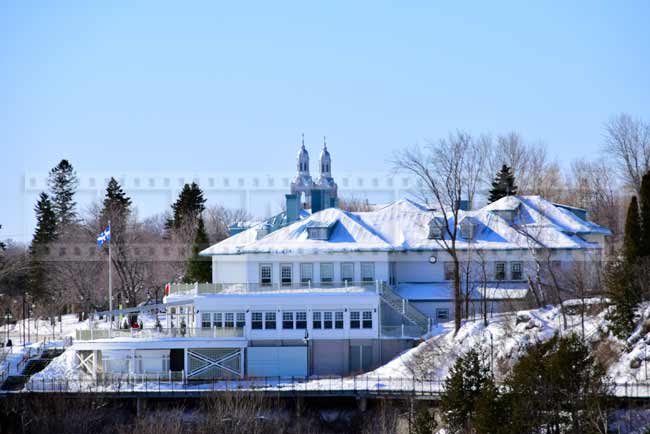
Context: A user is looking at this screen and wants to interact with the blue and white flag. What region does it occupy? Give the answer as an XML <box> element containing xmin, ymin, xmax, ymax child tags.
<box><xmin>97</xmin><ymin>225</ymin><xmax>111</xmax><ymax>246</ymax></box>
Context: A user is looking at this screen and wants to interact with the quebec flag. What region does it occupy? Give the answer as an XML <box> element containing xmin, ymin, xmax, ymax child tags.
<box><xmin>97</xmin><ymin>225</ymin><xmax>111</xmax><ymax>246</ymax></box>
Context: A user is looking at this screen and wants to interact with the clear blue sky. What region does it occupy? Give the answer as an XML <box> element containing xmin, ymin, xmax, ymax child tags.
<box><xmin>1</xmin><ymin>1</ymin><xmax>649</xmax><ymax>242</ymax></box>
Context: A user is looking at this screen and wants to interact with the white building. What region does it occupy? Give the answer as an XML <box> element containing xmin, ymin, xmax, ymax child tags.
<box><xmin>72</xmin><ymin>144</ymin><xmax>610</xmax><ymax>381</ymax></box>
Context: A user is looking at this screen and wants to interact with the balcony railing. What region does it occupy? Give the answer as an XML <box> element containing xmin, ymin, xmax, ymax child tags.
<box><xmin>75</xmin><ymin>326</ymin><xmax>245</xmax><ymax>341</ymax></box>
<box><xmin>168</xmin><ymin>281</ymin><xmax>381</xmax><ymax>296</ymax></box>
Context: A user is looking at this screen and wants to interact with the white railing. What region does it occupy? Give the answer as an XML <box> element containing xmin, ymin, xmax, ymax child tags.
<box><xmin>169</xmin><ymin>281</ymin><xmax>380</xmax><ymax>295</ymax></box>
<box><xmin>75</xmin><ymin>327</ymin><xmax>245</xmax><ymax>341</ymax></box>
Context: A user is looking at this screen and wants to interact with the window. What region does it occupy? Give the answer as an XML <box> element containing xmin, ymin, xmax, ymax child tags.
<box><xmin>341</xmin><ymin>262</ymin><xmax>354</xmax><ymax>284</ymax></box>
<box><xmin>264</xmin><ymin>312</ymin><xmax>276</xmax><ymax>329</ymax></box>
<box><xmin>362</xmin><ymin>311</ymin><xmax>373</xmax><ymax>329</ymax></box>
<box><xmin>495</xmin><ymin>262</ymin><xmax>506</xmax><ymax>281</ymax></box>
<box><xmin>280</xmin><ymin>264</ymin><xmax>293</xmax><ymax>287</ymax></box>
<box><xmin>436</xmin><ymin>308</ymin><xmax>450</xmax><ymax>322</ymax></box>
<box><xmin>236</xmin><ymin>312</ymin><xmax>246</xmax><ymax>328</ymax></box>
<box><xmin>296</xmin><ymin>311</ymin><xmax>307</xmax><ymax>329</ymax></box>
<box><xmin>252</xmin><ymin>312</ymin><xmax>263</xmax><ymax>329</ymax></box>
<box><xmin>428</xmin><ymin>217</ymin><xmax>444</xmax><ymax>239</ymax></box>
<box><xmin>361</xmin><ymin>262</ymin><xmax>375</xmax><ymax>282</ymax></box>
<box><xmin>300</xmin><ymin>263</ymin><xmax>313</xmax><ymax>285</ymax></box>
<box><xmin>320</xmin><ymin>263</ymin><xmax>334</xmax><ymax>285</ymax></box>
<box><xmin>313</xmin><ymin>312</ymin><xmax>322</xmax><ymax>329</ymax></box>
<box><xmin>324</xmin><ymin>311</ymin><xmax>333</xmax><ymax>329</ymax></box>
<box><xmin>213</xmin><ymin>313</ymin><xmax>223</xmax><ymax>328</ymax></box>
<box><xmin>224</xmin><ymin>312</ymin><xmax>235</xmax><ymax>328</ymax></box>
<box><xmin>283</xmin><ymin>312</ymin><xmax>294</xmax><ymax>329</ymax></box>
<box><xmin>460</xmin><ymin>221</ymin><xmax>475</xmax><ymax>240</ymax></box>
<box><xmin>335</xmin><ymin>311</ymin><xmax>344</xmax><ymax>329</ymax></box>
<box><xmin>511</xmin><ymin>262</ymin><xmax>523</xmax><ymax>280</ymax></box>
<box><xmin>350</xmin><ymin>311</ymin><xmax>360</xmax><ymax>329</ymax></box>
<box><xmin>260</xmin><ymin>264</ymin><xmax>272</xmax><ymax>287</ymax></box>
<box><xmin>201</xmin><ymin>313</ymin><xmax>211</xmax><ymax>328</ymax></box>
<box><xmin>444</xmin><ymin>262</ymin><xmax>454</xmax><ymax>281</ymax></box>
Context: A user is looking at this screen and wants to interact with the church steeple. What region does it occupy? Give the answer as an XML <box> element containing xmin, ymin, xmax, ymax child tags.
<box><xmin>319</xmin><ymin>136</ymin><xmax>331</xmax><ymax>177</ymax></box>
<box><xmin>297</xmin><ymin>133</ymin><xmax>310</xmax><ymax>176</ymax></box>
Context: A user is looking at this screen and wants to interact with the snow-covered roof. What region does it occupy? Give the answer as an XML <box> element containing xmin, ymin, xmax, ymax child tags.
<box><xmin>394</xmin><ymin>282</ymin><xmax>529</xmax><ymax>301</ymax></box>
<box><xmin>201</xmin><ymin>195</ymin><xmax>611</xmax><ymax>256</ymax></box>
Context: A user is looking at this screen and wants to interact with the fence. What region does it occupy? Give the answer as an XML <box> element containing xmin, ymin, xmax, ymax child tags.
<box><xmin>75</xmin><ymin>326</ymin><xmax>245</xmax><ymax>341</ymax></box>
<box><xmin>15</xmin><ymin>375</ymin><xmax>650</xmax><ymax>399</ymax></box>
<box><xmin>169</xmin><ymin>281</ymin><xmax>379</xmax><ymax>296</ymax></box>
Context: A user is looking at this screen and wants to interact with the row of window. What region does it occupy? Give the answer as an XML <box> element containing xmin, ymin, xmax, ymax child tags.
<box><xmin>201</xmin><ymin>311</ymin><xmax>374</xmax><ymax>330</ymax></box>
<box><xmin>260</xmin><ymin>262</ymin><xmax>376</xmax><ymax>287</ymax></box>
<box><xmin>443</xmin><ymin>261</ymin><xmax>524</xmax><ymax>281</ymax></box>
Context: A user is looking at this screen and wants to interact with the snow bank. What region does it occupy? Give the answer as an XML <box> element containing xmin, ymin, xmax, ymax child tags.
<box><xmin>370</xmin><ymin>300</ymin><xmax>615</xmax><ymax>381</ymax></box>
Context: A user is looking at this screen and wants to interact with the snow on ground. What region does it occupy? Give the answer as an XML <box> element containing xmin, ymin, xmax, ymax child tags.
<box><xmin>14</xmin><ymin>299</ymin><xmax>650</xmax><ymax>395</ymax></box>
<box><xmin>0</xmin><ymin>311</ymin><xmax>162</xmax><ymax>346</ymax></box>
<box><xmin>369</xmin><ymin>298</ymin><xmax>635</xmax><ymax>383</ymax></box>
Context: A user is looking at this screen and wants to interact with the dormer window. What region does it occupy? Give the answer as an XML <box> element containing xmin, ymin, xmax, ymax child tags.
<box><xmin>492</xmin><ymin>209</ymin><xmax>516</xmax><ymax>223</ymax></box>
<box><xmin>460</xmin><ymin>219</ymin><xmax>477</xmax><ymax>240</ymax></box>
<box><xmin>428</xmin><ymin>217</ymin><xmax>445</xmax><ymax>240</ymax></box>
<box><xmin>307</xmin><ymin>221</ymin><xmax>337</xmax><ymax>240</ymax></box>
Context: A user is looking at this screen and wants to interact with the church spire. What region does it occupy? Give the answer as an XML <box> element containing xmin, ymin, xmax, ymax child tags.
<box><xmin>296</xmin><ymin>133</ymin><xmax>310</xmax><ymax>176</ymax></box>
<box><xmin>319</xmin><ymin>136</ymin><xmax>331</xmax><ymax>176</ymax></box>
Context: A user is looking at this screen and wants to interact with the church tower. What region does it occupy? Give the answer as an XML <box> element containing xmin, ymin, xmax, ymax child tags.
<box><xmin>290</xmin><ymin>134</ymin><xmax>314</xmax><ymax>207</ymax></box>
<box><xmin>315</xmin><ymin>137</ymin><xmax>338</xmax><ymax>210</ymax></box>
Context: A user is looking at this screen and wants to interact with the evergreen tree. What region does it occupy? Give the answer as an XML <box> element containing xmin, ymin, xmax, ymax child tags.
<box><xmin>640</xmin><ymin>172</ymin><xmax>650</xmax><ymax>257</ymax></box>
<box><xmin>488</xmin><ymin>164</ymin><xmax>518</xmax><ymax>203</ymax></box>
<box><xmin>31</xmin><ymin>193</ymin><xmax>58</xmax><ymax>248</ymax></box>
<box><xmin>507</xmin><ymin>334</ymin><xmax>609</xmax><ymax>434</ymax></box>
<box><xmin>440</xmin><ymin>348</ymin><xmax>492</xmax><ymax>433</ymax></box>
<box><xmin>166</xmin><ymin>182</ymin><xmax>206</xmax><ymax>231</ymax></box>
<box><xmin>100</xmin><ymin>177</ymin><xmax>132</xmax><ymax>227</ymax></box>
<box><xmin>185</xmin><ymin>216</ymin><xmax>211</xmax><ymax>283</ymax></box>
<box><xmin>624</xmin><ymin>196</ymin><xmax>642</xmax><ymax>264</ymax></box>
<box><xmin>29</xmin><ymin>193</ymin><xmax>58</xmax><ymax>300</ymax></box>
<box><xmin>605</xmin><ymin>260</ymin><xmax>640</xmax><ymax>338</ymax></box>
<box><xmin>48</xmin><ymin>159</ymin><xmax>78</xmax><ymax>228</ymax></box>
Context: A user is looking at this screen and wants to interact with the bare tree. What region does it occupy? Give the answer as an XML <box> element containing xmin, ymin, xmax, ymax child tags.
<box><xmin>603</xmin><ymin>113</ymin><xmax>650</xmax><ymax>193</ymax></box>
<box><xmin>204</xmin><ymin>205</ymin><xmax>251</xmax><ymax>243</ymax></box>
<box><xmin>567</xmin><ymin>158</ymin><xmax>625</xmax><ymax>253</ymax></box>
<box><xmin>487</xmin><ymin>132</ymin><xmax>563</xmax><ymax>200</ymax></box>
<box><xmin>338</xmin><ymin>196</ymin><xmax>373</xmax><ymax>212</ymax></box>
<box><xmin>393</xmin><ymin>131</ymin><xmax>488</xmax><ymax>333</ymax></box>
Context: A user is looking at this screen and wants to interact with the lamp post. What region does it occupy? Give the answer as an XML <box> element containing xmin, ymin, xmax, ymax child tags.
<box><xmin>303</xmin><ymin>329</ymin><xmax>310</xmax><ymax>379</ymax></box>
<box><xmin>4</xmin><ymin>309</ymin><xmax>12</xmax><ymax>346</ymax></box>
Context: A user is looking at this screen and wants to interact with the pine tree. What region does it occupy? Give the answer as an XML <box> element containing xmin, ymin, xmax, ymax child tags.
<box><xmin>624</xmin><ymin>196</ymin><xmax>642</xmax><ymax>264</ymax></box>
<box><xmin>488</xmin><ymin>164</ymin><xmax>518</xmax><ymax>203</ymax></box>
<box><xmin>440</xmin><ymin>348</ymin><xmax>492</xmax><ymax>433</ymax></box>
<box><xmin>29</xmin><ymin>193</ymin><xmax>58</xmax><ymax>300</ymax></box>
<box><xmin>605</xmin><ymin>260</ymin><xmax>640</xmax><ymax>339</ymax></box>
<box><xmin>640</xmin><ymin>172</ymin><xmax>650</xmax><ymax>257</ymax></box>
<box><xmin>31</xmin><ymin>193</ymin><xmax>58</xmax><ymax>248</ymax></box>
<box><xmin>100</xmin><ymin>177</ymin><xmax>132</xmax><ymax>227</ymax></box>
<box><xmin>166</xmin><ymin>182</ymin><xmax>206</xmax><ymax>231</ymax></box>
<box><xmin>48</xmin><ymin>159</ymin><xmax>78</xmax><ymax>228</ymax></box>
<box><xmin>185</xmin><ymin>216</ymin><xmax>211</xmax><ymax>283</ymax></box>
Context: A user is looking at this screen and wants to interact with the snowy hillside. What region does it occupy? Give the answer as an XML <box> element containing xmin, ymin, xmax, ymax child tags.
<box><xmin>370</xmin><ymin>299</ymin><xmax>650</xmax><ymax>384</ymax></box>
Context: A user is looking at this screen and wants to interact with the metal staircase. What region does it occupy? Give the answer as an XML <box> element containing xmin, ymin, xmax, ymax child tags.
<box><xmin>1</xmin><ymin>347</ymin><xmax>65</xmax><ymax>391</ymax></box>
<box><xmin>378</xmin><ymin>283</ymin><xmax>430</xmax><ymax>334</ymax></box>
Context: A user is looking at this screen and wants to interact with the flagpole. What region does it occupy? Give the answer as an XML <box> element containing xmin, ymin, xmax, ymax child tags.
<box><xmin>108</xmin><ymin>219</ymin><xmax>112</xmax><ymax>323</ymax></box>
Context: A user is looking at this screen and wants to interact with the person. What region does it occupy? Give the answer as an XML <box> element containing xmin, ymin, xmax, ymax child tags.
<box><xmin>180</xmin><ymin>318</ymin><xmax>187</xmax><ymax>337</ymax></box>
<box><xmin>6</xmin><ymin>338</ymin><xmax>12</xmax><ymax>353</ymax></box>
